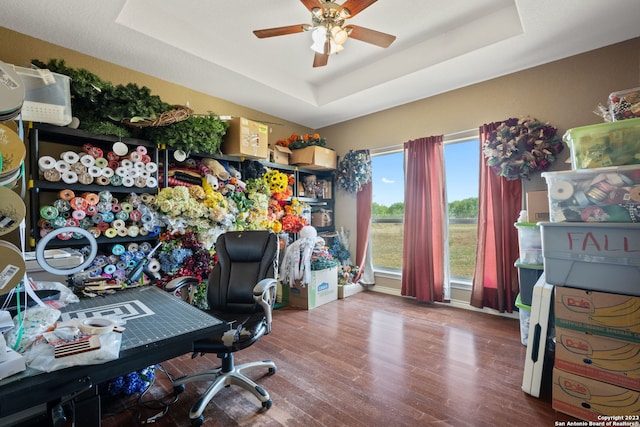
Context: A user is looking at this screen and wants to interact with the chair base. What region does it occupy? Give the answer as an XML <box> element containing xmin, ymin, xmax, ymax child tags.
<box><xmin>173</xmin><ymin>353</ymin><xmax>277</xmax><ymax>424</ymax></box>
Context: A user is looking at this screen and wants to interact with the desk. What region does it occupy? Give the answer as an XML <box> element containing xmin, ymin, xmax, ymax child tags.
<box><xmin>0</xmin><ymin>286</ymin><xmax>224</xmax><ymax>421</ymax></box>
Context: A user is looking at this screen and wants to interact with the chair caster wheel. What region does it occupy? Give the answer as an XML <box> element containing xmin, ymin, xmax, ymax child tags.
<box><xmin>268</xmin><ymin>366</ymin><xmax>277</xmax><ymax>375</ymax></box>
<box><xmin>191</xmin><ymin>415</ymin><xmax>204</xmax><ymax>426</ymax></box>
<box><xmin>173</xmin><ymin>384</ymin><xmax>185</xmax><ymax>395</ymax></box>
<box><xmin>262</xmin><ymin>399</ymin><xmax>273</xmax><ymax>410</ymax></box>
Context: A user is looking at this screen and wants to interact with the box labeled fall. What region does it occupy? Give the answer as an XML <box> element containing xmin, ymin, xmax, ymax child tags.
<box><xmin>555</xmin><ymin>326</ymin><xmax>640</xmax><ymax>391</ymax></box>
<box><xmin>290</xmin><ymin>146</ymin><xmax>337</xmax><ymax>170</ymax></box>
<box><xmin>554</xmin><ymin>286</ymin><xmax>640</xmax><ymax>343</ymax></box>
<box><xmin>288</xmin><ymin>267</ymin><xmax>337</xmax><ymax>310</ymax></box>
<box><xmin>552</xmin><ymin>368</ymin><xmax>640</xmax><ymax>422</ymax></box>
<box><xmin>540</xmin><ymin>222</ymin><xmax>640</xmax><ymax>294</ymax></box>
<box><xmin>221</xmin><ymin>117</ymin><xmax>269</xmax><ymax>159</ymax></box>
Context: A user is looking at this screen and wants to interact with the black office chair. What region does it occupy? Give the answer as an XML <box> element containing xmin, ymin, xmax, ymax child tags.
<box><xmin>166</xmin><ymin>230</ymin><xmax>278</xmax><ymax>427</ymax></box>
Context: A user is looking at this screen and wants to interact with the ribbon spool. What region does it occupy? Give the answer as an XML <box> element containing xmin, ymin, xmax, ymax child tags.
<box><xmin>80</xmin><ymin>154</ymin><xmax>95</xmax><ymax>167</ymax></box>
<box><xmin>549</xmin><ymin>181</ymin><xmax>574</xmax><ymax>201</ymax></box>
<box><xmin>0</xmin><ymin>187</ymin><xmax>26</xmax><ymax>237</ymax></box>
<box><xmin>79</xmin><ymin>318</ymin><xmax>115</xmax><ymax>335</ymax></box>
<box><xmin>0</xmin><ymin>240</ymin><xmax>26</xmax><ymax>295</ymax></box>
<box><xmin>38</xmin><ymin>156</ymin><xmax>57</xmax><ymax>172</ymax></box>
<box><xmin>61</xmin><ymin>151</ymin><xmax>80</xmax><ymax>164</ymax></box>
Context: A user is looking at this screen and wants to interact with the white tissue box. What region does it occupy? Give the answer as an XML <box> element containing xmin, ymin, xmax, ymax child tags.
<box><xmin>0</xmin><ymin>348</ymin><xmax>26</xmax><ymax>379</ymax></box>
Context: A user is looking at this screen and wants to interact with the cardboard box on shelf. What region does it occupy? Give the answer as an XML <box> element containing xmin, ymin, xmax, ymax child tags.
<box><xmin>552</xmin><ymin>368</ymin><xmax>640</xmax><ymax>422</ymax></box>
<box><xmin>221</xmin><ymin>117</ymin><xmax>269</xmax><ymax>159</ymax></box>
<box><xmin>555</xmin><ymin>326</ymin><xmax>640</xmax><ymax>391</ymax></box>
<box><xmin>554</xmin><ymin>286</ymin><xmax>640</xmax><ymax>344</ymax></box>
<box><xmin>288</xmin><ymin>267</ymin><xmax>338</xmax><ymax>309</ymax></box>
<box><xmin>290</xmin><ymin>146</ymin><xmax>337</xmax><ymax>170</ymax></box>
<box><xmin>525</xmin><ymin>190</ymin><xmax>549</xmax><ymax>222</ymax></box>
<box><xmin>271</xmin><ymin>145</ymin><xmax>292</xmax><ymax>165</ymax></box>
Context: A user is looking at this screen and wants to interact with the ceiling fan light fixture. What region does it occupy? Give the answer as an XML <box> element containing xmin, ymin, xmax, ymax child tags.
<box><xmin>331</xmin><ymin>25</ymin><xmax>348</xmax><ymax>44</ymax></box>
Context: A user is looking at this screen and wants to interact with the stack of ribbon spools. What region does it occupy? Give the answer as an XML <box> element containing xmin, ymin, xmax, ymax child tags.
<box><xmin>38</xmin><ymin>190</ymin><xmax>162</xmax><ymax>240</ymax></box>
<box><xmin>75</xmin><ymin>241</ymin><xmax>161</xmax><ymax>282</ymax></box>
<box><xmin>37</xmin><ymin>142</ymin><xmax>158</xmax><ymax>188</ymax></box>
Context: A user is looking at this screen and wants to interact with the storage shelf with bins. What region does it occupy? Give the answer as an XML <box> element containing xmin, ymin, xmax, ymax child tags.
<box><xmin>28</xmin><ymin>123</ymin><xmax>160</xmax><ymax>250</ymax></box>
<box><xmin>260</xmin><ymin>160</ymin><xmax>335</xmax><ymax>235</ymax></box>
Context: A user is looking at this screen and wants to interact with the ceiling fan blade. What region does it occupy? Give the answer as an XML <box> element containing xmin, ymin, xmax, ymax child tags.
<box><xmin>345</xmin><ymin>24</ymin><xmax>396</xmax><ymax>48</ymax></box>
<box><xmin>313</xmin><ymin>52</ymin><xmax>329</xmax><ymax>67</ymax></box>
<box><xmin>253</xmin><ymin>25</ymin><xmax>307</xmax><ymax>38</ymax></box>
<box><xmin>300</xmin><ymin>0</ymin><xmax>323</xmax><ymax>12</ymax></box>
<box><xmin>340</xmin><ymin>0</ymin><xmax>377</xmax><ymax>17</ymax></box>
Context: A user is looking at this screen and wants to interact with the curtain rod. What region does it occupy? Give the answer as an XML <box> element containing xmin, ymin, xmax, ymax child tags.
<box><xmin>370</xmin><ymin>128</ymin><xmax>477</xmax><ymax>154</ymax></box>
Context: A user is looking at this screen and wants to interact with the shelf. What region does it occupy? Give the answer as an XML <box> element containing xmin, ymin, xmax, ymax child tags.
<box><xmin>42</xmin><ymin>234</ymin><xmax>159</xmax><ymax>248</ymax></box>
<box><xmin>30</xmin><ymin>180</ymin><xmax>157</xmax><ymax>194</ymax></box>
<box><xmin>31</xmin><ymin>123</ymin><xmax>155</xmax><ymax>148</ymax></box>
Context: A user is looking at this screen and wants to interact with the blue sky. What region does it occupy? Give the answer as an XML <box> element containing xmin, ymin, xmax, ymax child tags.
<box><xmin>371</xmin><ymin>140</ymin><xmax>480</xmax><ymax>206</ymax></box>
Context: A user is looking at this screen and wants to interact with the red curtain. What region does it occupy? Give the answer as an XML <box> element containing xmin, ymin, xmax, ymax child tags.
<box><xmin>401</xmin><ymin>136</ymin><xmax>445</xmax><ymax>302</ymax></box>
<box><xmin>353</xmin><ymin>179</ymin><xmax>372</xmax><ymax>284</ymax></box>
<box><xmin>471</xmin><ymin>123</ymin><xmax>522</xmax><ymax>313</ymax></box>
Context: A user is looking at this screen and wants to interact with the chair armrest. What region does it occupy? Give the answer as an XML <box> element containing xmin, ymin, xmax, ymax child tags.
<box><xmin>165</xmin><ymin>276</ymin><xmax>201</xmax><ymax>302</ymax></box>
<box><xmin>253</xmin><ymin>278</ymin><xmax>277</xmax><ymax>334</ymax></box>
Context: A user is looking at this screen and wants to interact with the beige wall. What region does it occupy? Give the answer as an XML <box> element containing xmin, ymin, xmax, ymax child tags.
<box><xmin>0</xmin><ymin>27</ymin><xmax>313</xmax><ymax>144</ymax></box>
<box><xmin>2</xmin><ymin>26</ymin><xmax>639</xmax><ymax>299</ymax></box>
<box><xmin>318</xmin><ymin>38</ymin><xmax>640</xmax><ymax>296</ymax></box>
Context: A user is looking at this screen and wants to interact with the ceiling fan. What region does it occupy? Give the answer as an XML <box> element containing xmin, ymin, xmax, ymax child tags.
<box><xmin>253</xmin><ymin>0</ymin><xmax>396</xmax><ymax>67</ymax></box>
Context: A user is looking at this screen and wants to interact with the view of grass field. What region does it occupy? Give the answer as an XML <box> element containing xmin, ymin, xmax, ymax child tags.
<box><xmin>371</xmin><ymin>222</ymin><xmax>477</xmax><ymax>278</ymax></box>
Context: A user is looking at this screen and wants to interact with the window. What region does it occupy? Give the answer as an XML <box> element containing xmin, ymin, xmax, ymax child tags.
<box><xmin>370</xmin><ymin>132</ymin><xmax>480</xmax><ymax>289</ymax></box>
<box><xmin>444</xmin><ymin>136</ymin><xmax>479</xmax><ymax>286</ymax></box>
<box><xmin>370</xmin><ymin>150</ymin><xmax>404</xmax><ymax>272</ymax></box>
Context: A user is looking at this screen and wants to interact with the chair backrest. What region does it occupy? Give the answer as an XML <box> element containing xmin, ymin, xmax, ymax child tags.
<box><xmin>207</xmin><ymin>230</ymin><xmax>277</xmax><ymax>313</ymax></box>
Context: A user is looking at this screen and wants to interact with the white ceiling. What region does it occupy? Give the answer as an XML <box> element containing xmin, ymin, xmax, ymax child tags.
<box><xmin>1</xmin><ymin>0</ymin><xmax>639</xmax><ymax>129</ymax></box>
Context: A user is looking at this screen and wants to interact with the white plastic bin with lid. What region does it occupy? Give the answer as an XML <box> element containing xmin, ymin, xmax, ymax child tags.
<box><xmin>14</xmin><ymin>66</ymin><xmax>72</xmax><ymax>126</ymax></box>
<box><xmin>515</xmin><ymin>222</ymin><xmax>543</xmax><ymax>265</ymax></box>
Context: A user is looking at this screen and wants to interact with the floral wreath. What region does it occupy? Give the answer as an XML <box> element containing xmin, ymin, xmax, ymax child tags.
<box><xmin>483</xmin><ymin>117</ymin><xmax>564</xmax><ymax>181</ymax></box>
<box><xmin>337</xmin><ymin>150</ymin><xmax>372</xmax><ymax>193</ymax></box>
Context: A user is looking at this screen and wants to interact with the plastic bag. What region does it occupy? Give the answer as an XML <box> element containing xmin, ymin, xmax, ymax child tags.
<box><xmin>24</xmin><ymin>318</ymin><xmax>124</xmax><ymax>372</ymax></box>
<box><xmin>33</xmin><ymin>281</ymin><xmax>79</xmax><ymax>307</ymax></box>
<box><xmin>3</xmin><ymin>305</ymin><xmax>61</xmax><ymax>353</ymax></box>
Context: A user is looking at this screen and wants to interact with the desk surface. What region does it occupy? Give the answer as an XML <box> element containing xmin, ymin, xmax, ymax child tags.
<box><xmin>0</xmin><ymin>286</ymin><xmax>224</xmax><ymax>418</ymax></box>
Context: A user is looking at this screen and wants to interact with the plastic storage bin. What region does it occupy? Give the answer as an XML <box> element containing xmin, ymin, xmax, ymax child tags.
<box><xmin>608</xmin><ymin>86</ymin><xmax>640</xmax><ymax>121</ymax></box>
<box><xmin>540</xmin><ymin>222</ymin><xmax>640</xmax><ymax>295</ymax></box>
<box><xmin>515</xmin><ymin>222</ymin><xmax>543</xmax><ymax>265</ymax></box>
<box><xmin>14</xmin><ymin>66</ymin><xmax>72</xmax><ymax>126</ymax></box>
<box><xmin>515</xmin><ymin>293</ymin><xmax>531</xmax><ymax>346</ymax></box>
<box><xmin>541</xmin><ymin>164</ymin><xmax>640</xmax><ymax>223</ymax></box>
<box><xmin>563</xmin><ymin>117</ymin><xmax>640</xmax><ymax>169</ymax></box>
<box><xmin>514</xmin><ymin>259</ymin><xmax>543</xmax><ymax>306</ymax></box>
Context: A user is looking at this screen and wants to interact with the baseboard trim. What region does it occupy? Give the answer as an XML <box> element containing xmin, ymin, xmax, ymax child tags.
<box><xmin>367</xmin><ymin>286</ymin><xmax>518</xmax><ymax>319</ymax></box>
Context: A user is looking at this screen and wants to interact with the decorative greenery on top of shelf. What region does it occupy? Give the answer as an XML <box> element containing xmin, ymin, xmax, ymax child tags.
<box><xmin>31</xmin><ymin>58</ymin><xmax>171</xmax><ymax>136</ymax></box>
<box><xmin>143</xmin><ymin>114</ymin><xmax>229</xmax><ymax>154</ymax></box>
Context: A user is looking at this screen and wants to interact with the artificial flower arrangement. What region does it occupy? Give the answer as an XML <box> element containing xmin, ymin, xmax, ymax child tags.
<box><xmin>310</xmin><ymin>242</ymin><xmax>338</xmax><ymax>271</ymax></box>
<box><xmin>482</xmin><ymin>117</ymin><xmax>564</xmax><ymax>181</ymax></box>
<box><xmin>156</xmin><ymin>230</ymin><xmax>214</xmax><ymax>310</ymax></box>
<box><xmin>336</xmin><ymin>150</ymin><xmax>371</xmax><ymax>193</ymax></box>
<box><xmin>263</xmin><ymin>169</ymin><xmax>293</xmax><ymax>200</ymax></box>
<box><xmin>100</xmin><ymin>365</ymin><xmax>156</xmax><ymax>396</ymax></box>
<box><xmin>276</xmin><ymin>132</ymin><xmax>327</xmax><ymax>149</ymax></box>
<box><xmin>281</xmin><ymin>197</ymin><xmax>309</xmax><ymax>233</ymax></box>
<box><xmin>338</xmin><ymin>264</ymin><xmax>360</xmax><ymax>286</ymax></box>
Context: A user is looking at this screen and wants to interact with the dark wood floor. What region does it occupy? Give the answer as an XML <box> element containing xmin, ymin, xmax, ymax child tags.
<box><xmin>98</xmin><ymin>291</ymin><xmax>577</xmax><ymax>427</ymax></box>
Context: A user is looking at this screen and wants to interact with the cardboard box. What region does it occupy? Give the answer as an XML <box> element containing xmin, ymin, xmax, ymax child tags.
<box><xmin>555</xmin><ymin>326</ymin><xmax>640</xmax><ymax>391</ymax></box>
<box><xmin>540</xmin><ymin>222</ymin><xmax>640</xmax><ymax>294</ymax></box>
<box><xmin>526</xmin><ymin>190</ymin><xmax>549</xmax><ymax>222</ymax></box>
<box><xmin>221</xmin><ymin>117</ymin><xmax>269</xmax><ymax>159</ymax></box>
<box><xmin>554</xmin><ymin>286</ymin><xmax>640</xmax><ymax>343</ymax></box>
<box><xmin>338</xmin><ymin>282</ymin><xmax>364</xmax><ymax>299</ymax></box>
<box><xmin>290</xmin><ymin>146</ymin><xmax>337</xmax><ymax>170</ymax></box>
<box><xmin>288</xmin><ymin>267</ymin><xmax>338</xmax><ymax>309</ymax></box>
<box><xmin>271</xmin><ymin>145</ymin><xmax>292</xmax><ymax>165</ymax></box>
<box><xmin>552</xmin><ymin>368</ymin><xmax>640</xmax><ymax>422</ymax></box>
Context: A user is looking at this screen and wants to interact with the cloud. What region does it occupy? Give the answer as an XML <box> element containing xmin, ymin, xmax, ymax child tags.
<box><xmin>381</xmin><ymin>177</ymin><xmax>395</xmax><ymax>184</ymax></box>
